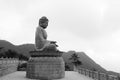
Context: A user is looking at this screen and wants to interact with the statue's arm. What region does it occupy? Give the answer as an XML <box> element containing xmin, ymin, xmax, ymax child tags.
<box><xmin>42</xmin><ymin>28</ymin><xmax>57</xmax><ymax>43</ymax></box>
<box><xmin>37</xmin><ymin>27</ymin><xmax>55</xmax><ymax>44</ymax></box>
<box><xmin>36</xmin><ymin>27</ymin><xmax>45</xmax><ymax>41</ymax></box>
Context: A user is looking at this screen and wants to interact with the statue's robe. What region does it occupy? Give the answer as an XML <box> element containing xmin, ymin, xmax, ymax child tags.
<box><xmin>35</xmin><ymin>26</ymin><xmax>48</xmax><ymax>50</ymax></box>
<box><xmin>35</xmin><ymin>26</ymin><xmax>57</xmax><ymax>51</ymax></box>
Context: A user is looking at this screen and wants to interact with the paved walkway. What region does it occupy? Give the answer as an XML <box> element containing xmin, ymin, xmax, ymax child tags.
<box><xmin>0</xmin><ymin>71</ymin><xmax>94</xmax><ymax>80</ymax></box>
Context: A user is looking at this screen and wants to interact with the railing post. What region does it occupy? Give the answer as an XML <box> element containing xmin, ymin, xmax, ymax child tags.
<box><xmin>115</xmin><ymin>76</ymin><xmax>118</xmax><ymax>80</ymax></box>
<box><xmin>95</xmin><ymin>71</ymin><xmax>98</xmax><ymax>80</ymax></box>
<box><xmin>97</xmin><ymin>72</ymin><xmax>100</xmax><ymax>80</ymax></box>
<box><xmin>81</xmin><ymin>68</ymin><xmax>83</xmax><ymax>74</ymax></box>
<box><xmin>84</xmin><ymin>69</ymin><xmax>86</xmax><ymax>76</ymax></box>
<box><xmin>92</xmin><ymin>71</ymin><xmax>94</xmax><ymax>78</ymax></box>
<box><xmin>89</xmin><ymin>70</ymin><xmax>92</xmax><ymax>78</ymax></box>
<box><xmin>92</xmin><ymin>71</ymin><xmax>95</xmax><ymax>79</ymax></box>
<box><xmin>78</xmin><ymin>68</ymin><xmax>80</xmax><ymax>73</ymax></box>
<box><xmin>112</xmin><ymin>76</ymin><xmax>114</xmax><ymax>80</ymax></box>
<box><xmin>106</xmin><ymin>74</ymin><xmax>108</xmax><ymax>80</ymax></box>
<box><xmin>108</xmin><ymin>75</ymin><xmax>110</xmax><ymax>80</ymax></box>
<box><xmin>86</xmin><ymin>69</ymin><xmax>88</xmax><ymax>76</ymax></box>
<box><xmin>82</xmin><ymin>68</ymin><xmax>84</xmax><ymax>75</ymax></box>
<box><xmin>83</xmin><ymin>68</ymin><xmax>85</xmax><ymax>75</ymax></box>
<box><xmin>87</xmin><ymin>69</ymin><xmax>89</xmax><ymax>77</ymax></box>
<box><xmin>88</xmin><ymin>70</ymin><xmax>90</xmax><ymax>77</ymax></box>
<box><xmin>80</xmin><ymin>68</ymin><xmax>82</xmax><ymax>74</ymax></box>
<box><xmin>90</xmin><ymin>71</ymin><xmax>92</xmax><ymax>78</ymax></box>
<box><xmin>79</xmin><ymin>68</ymin><xmax>81</xmax><ymax>74</ymax></box>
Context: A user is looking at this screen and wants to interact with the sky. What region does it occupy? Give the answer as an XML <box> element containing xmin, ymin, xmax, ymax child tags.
<box><xmin>0</xmin><ymin>0</ymin><xmax>120</xmax><ymax>73</ymax></box>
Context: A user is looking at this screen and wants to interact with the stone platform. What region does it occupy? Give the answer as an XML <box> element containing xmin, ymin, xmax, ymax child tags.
<box><xmin>0</xmin><ymin>71</ymin><xmax>94</xmax><ymax>80</ymax></box>
<box><xmin>26</xmin><ymin>57</ymin><xmax>65</xmax><ymax>80</ymax></box>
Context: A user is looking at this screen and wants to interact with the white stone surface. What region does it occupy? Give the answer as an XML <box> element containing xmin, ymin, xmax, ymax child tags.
<box><xmin>0</xmin><ymin>71</ymin><xmax>94</xmax><ymax>80</ymax></box>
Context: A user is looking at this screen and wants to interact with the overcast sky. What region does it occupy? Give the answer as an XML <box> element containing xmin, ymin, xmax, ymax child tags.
<box><xmin>0</xmin><ymin>0</ymin><xmax>120</xmax><ymax>73</ymax></box>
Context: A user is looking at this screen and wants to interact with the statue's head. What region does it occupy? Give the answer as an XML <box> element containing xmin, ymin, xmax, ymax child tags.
<box><xmin>39</xmin><ymin>16</ymin><xmax>49</xmax><ymax>29</ymax></box>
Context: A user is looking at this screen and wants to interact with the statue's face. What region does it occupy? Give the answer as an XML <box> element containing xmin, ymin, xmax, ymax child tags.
<box><xmin>40</xmin><ymin>21</ymin><xmax>48</xmax><ymax>29</ymax></box>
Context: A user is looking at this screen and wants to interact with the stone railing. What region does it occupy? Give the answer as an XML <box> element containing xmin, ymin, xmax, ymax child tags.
<box><xmin>78</xmin><ymin>67</ymin><xmax>118</xmax><ymax>80</ymax></box>
<box><xmin>0</xmin><ymin>58</ymin><xmax>19</xmax><ymax>77</ymax></box>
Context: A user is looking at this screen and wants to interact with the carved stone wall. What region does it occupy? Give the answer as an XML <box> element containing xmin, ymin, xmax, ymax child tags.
<box><xmin>26</xmin><ymin>57</ymin><xmax>65</xmax><ymax>79</ymax></box>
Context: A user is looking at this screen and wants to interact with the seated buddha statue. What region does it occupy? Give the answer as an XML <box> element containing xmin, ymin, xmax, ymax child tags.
<box><xmin>35</xmin><ymin>16</ymin><xmax>58</xmax><ymax>51</ymax></box>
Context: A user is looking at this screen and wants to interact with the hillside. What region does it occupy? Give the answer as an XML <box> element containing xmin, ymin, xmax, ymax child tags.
<box><xmin>0</xmin><ymin>40</ymin><xmax>16</xmax><ymax>51</ymax></box>
<box><xmin>0</xmin><ymin>40</ymin><xmax>119</xmax><ymax>76</ymax></box>
<box><xmin>17</xmin><ymin>44</ymin><xmax>35</xmax><ymax>57</ymax></box>
<box><xmin>0</xmin><ymin>40</ymin><xmax>34</xmax><ymax>57</ymax></box>
<box><xmin>62</xmin><ymin>51</ymin><xmax>107</xmax><ymax>73</ymax></box>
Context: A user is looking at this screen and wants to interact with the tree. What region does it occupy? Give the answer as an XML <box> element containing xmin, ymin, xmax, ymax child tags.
<box><xmin>4</xmin><ymin>49</ymin><xmax>18</xmax><ymax>58</ymax></box>
<box><xmin>0</xmin><ymin>47</ymin><xmax>3</xmax><ymax>50</ymax></box>
<box><xmin>0</xmin><ymin>47</ymin><xmax>4</xmax><ymax>58</ymax></box>
<box><xmin>0</xmin><ymin>48</ymin><xmax>28</xmax><ymax>61</ymax></box>
<box><xmin>65</xmin><ymin>62</ymin><xmax>71</xmax><ymax>71</ymax></box>
<box><xmin>69</xmin><ymin>52</ymin><xmax>82</xmax><ymax>71</ymax></box>
<box><xmin>18</xmin><ymin>54</ymin><xmax>28</xmax><ymax>61</ymax></box>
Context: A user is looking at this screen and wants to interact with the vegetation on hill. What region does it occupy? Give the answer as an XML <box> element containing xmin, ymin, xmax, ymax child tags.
<box><xmin>69</xmin><ymin>52</ymin><xmax>82</xmax><ymax>71</ymax></box>
<box><xmin>69</xmin><ymin>52</ymin><xmax>82</xmax><ymax>66</ymax></box>
<box><xmin>62</xmin><ymin>51</ymin><xmax>106</xmax><ymax>72</ymax></box>
<box><xmin>0</xmin><ymin>48</ymin><xmax>28</xmax><ymax>61</ymax></box>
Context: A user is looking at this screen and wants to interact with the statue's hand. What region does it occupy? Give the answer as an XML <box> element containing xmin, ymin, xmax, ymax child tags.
<box><xmin>55</xmin><ymin>44</ymin><xmax>58</xmax><ymax>47</ymax></box>
<box><xmin>51</xmin><ymin>41</ymin><xmax>57</xmax><ymax>44</ymax></box>
<box><xmin>50</xmin><ymin>41</ymin><xmax>58</xmax><ymax>47</ymax></box>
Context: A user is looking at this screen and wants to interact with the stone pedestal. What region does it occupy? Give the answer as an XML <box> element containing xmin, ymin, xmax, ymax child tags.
<box><xmin>26</xmin><ymin>51</ymin><xmax>65</xmax><ymax>80</ymax></box>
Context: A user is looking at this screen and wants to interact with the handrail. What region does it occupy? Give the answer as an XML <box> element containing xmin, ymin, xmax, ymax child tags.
<box><xmin>78</xmin><ymin>67</ymin><xmax>118</xmax><ymax>80</ymax></box>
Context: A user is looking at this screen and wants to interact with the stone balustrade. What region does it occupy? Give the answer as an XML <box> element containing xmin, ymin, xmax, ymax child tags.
<box><xmin>78</xmin><ymin>67</ymin><xmax>118</xmax><ymax>80</ymax></box>
<box><xmin>0</xmin><ymin>58</ymin><xmax>19</xmax><ymax>77</ymax></box>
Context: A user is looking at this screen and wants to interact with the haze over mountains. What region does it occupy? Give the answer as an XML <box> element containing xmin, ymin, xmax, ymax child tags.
<box><xmin>0</xmin><ymin>40</ymin><xmax>119</xmax><ymax>76</ymax></box>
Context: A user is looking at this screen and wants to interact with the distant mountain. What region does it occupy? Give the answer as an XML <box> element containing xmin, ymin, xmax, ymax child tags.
<box><xmin>0</xmin><ymin>40</ymin><xmax>34</xmax><ymax>57</ymax></box>
<box><xmin>0</xmin><ymin>40</ymin><xmax>119</xmax><ymax>76</ymax></box>
<box><xmin>16</xmin><ymin>44</ymin><xmax>35</xmax><ymax>57</ymax></box>
<box><xmin>0</xmin><ymin>40</ymin><xmax>15</xmax><ymax>50</ymax></box>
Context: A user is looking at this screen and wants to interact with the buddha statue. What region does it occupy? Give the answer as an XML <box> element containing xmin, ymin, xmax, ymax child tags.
<box><xmin>35</xmin><ymin>16</ymin><xmax>58</xmax><ymax>51</ymax></box>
